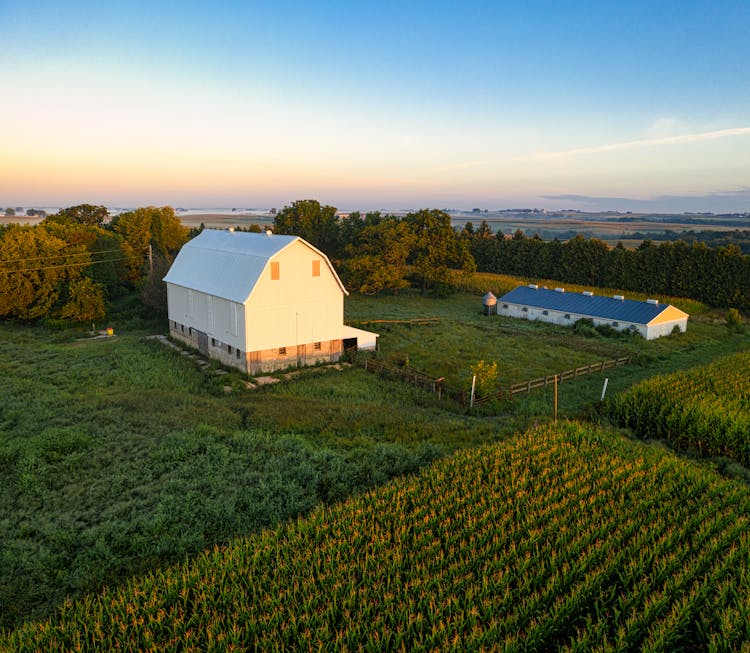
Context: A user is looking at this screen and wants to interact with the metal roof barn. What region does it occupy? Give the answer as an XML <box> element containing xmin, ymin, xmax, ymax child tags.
<box><xmin>163</xmin><ymin>229</ymin><xmax>376</xmax><ymax>374</ymax></box>
<box><xmin>497</xmin><ymin>285</ymin><xmax>688</xmax><ymax>340</ymax></box>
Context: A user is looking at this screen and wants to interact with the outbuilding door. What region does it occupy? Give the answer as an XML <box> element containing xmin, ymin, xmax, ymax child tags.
<box><xmin>196</xmin><ymin>330</ymin><xmax>208</xmax><ymax>356</ymax></box>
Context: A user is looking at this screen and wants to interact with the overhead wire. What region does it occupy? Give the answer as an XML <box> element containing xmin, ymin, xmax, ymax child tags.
<box><xmin>0</xmin><ymin>257</ymin><xmax>132</xmax><ymax>273</ymax></box>
<box><xmin>0</xmin><ymin>248</ymin><xmax>125</xmax><ymax>264</ymax></box>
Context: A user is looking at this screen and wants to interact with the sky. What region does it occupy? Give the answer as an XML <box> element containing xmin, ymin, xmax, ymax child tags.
<box><xmin>2</xmin><ymin>0</ymin><xmax>749</xmax><ymax>213</ymax></box>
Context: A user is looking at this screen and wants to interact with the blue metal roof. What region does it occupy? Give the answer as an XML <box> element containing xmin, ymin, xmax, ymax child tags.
<box><xmin>498</xmin><ymin>285</ymin><xmax>671</xmax><ymax>325</ymax></box>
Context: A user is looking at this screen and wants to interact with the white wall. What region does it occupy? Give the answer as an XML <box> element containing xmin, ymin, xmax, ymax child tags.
<box><xmin>166</xmin><ymin>284</ymin><xmax>246</xmax><ymax>349</ymax></box>
<box><xmin>245</xmin><ymin>240</ymin><xmax>344</xmax><ymax>351</ymax></box>
<box><xmin>498</xmin><ymin>302</ymin><xmax>648</xmax><ymax>337</ymax></box>
<box><xmin>645</xmin><ymin>319</ymin><xmax>687</xmax><ymax>340</ymax></box>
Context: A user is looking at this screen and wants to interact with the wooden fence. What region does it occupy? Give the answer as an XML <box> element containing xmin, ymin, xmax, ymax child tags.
<box><xmin>355</xmin><ymin>354</ymin><xmax>631</xmax><ymax>407</ymax></box>
<box><xmin>507</xmin><ymin>357</ymin><xmax>631</xmax><ymax>397</ymax></box>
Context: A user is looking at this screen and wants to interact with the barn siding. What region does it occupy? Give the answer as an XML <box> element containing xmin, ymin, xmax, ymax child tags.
<box><xmin>168</xmin><ymin>320</ymin><xmax>343</xmax><ymax>374</ymax></box>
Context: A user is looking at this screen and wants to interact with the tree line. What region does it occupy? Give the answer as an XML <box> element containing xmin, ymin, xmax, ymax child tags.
<box><xmin>3</xmin><ymin>199</ymin><xmax>749</xmax><ymax>323</ymax></box>
<box><xmin>467</xmin><ymin>226</ymin><xmax>750</xmax><ymax>309</ymax></box>
<box><xmin>271</xmin><ymin>201</ymin><xmax>750</xmax><ymax>309</ymax></box>
<box><xmin>0</xmin><ymin>205</ymin><xmax>189</xmax><ymax>322</ymax></box>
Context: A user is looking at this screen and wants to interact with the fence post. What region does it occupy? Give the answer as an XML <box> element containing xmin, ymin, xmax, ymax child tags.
<box><xmin>470</xmin><ymin>375</ymin><xmax>477</xmax><ymax>409</ymax></box>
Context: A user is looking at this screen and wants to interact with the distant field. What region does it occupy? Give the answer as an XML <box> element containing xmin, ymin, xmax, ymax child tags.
<box><xmin>178</xmin><ymin>211</ymin><xmax>750</xmax><ymax>239</ymax></box>
<box><xmin>177</xmin><ymin>213</ymin><xmax>275</xmax><ymax>229</ymax></box>
<box><xmin>6</xmin><ymin>423</ymin><xmax>749</xmax><ymax>652</ymax></box>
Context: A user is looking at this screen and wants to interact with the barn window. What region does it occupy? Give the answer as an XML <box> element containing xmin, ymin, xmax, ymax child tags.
<box><xmin>312</xmin><ymin>260</ymin><xmax>321</xmax><ymax>277</ymax></box>
<box><xmin>271</xmin><ymin>261</ymin><xmax>280</xmax><ymax>280</ymax></box>
<box><xmin>542</xmin><ymin>310</ymin><xmax>549</xmax><ymax>316</ymax></box>
<box><xmin>236</xmin><ymin>349</ymin><xmax>241</xmax><ymax>359</ymax></box>
<box><xmin>228</xmin><ymin>345</ymin><xmax>233</xmax><ymax>354</ymax></box>
<box><xmin>502</xmin><ymin>304</ymin><xmax>508</xmax><ymax>309</ymax></box>
<box><xmin>188</xmin><ymin>327</ymin><xmax>192</xmax><ymax>335</ymax></box>
<box><xmin>612</xmin><ymin>322</ymin><xmax>619</xmax><ymax>327</ymax></box>
<box><xmin>279</xmin><ymin>347</ymin><xmax>287</xmax><ymax>356</ymax></box>
<box><xmin>313</xmin><ymin>341</ymin><xmax>321</xmax><ymax>351</ymax></box>
<box><xmin>564</xmin><ymin>314</ymin><xmax>570</xmax><ymax>320</ymax></box>
<box><xmin>180</xmin><ymin>324</ymin><xmax>184</xmax><ymax>333</ymax></box>
<box><xmin>522</xmin><ymin>307</ymin><xmax>528</xmax><ymax>313</ymax></box>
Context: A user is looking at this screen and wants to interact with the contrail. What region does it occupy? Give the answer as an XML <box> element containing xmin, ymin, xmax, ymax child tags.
<box><xmin>530</xmin><ymin>126</ymin><xmax>750</xmax><ymax>161</ymax></box>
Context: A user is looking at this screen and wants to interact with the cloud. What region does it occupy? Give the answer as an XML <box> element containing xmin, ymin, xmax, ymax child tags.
<box><xmin>530</xmin><ymin>127</ymin><xmax>750</xmax><ymax>161</ymax></box>
<box><xmin>539</xmin><ymin>189</ymin><xmax>750</xmax><ymax>213</ymax></box>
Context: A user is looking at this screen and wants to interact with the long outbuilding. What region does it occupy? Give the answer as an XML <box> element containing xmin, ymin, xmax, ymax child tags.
<box><xmin>496</xmin><ymin>284</ymin><xmax>688</xmax><ymax>339</ymax></box>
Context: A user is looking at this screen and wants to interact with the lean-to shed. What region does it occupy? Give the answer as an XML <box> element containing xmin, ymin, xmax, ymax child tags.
<box><xmin>163</xmin><ymin>229</ymin><xmax>377</xmax><ymax>374</ymax></box>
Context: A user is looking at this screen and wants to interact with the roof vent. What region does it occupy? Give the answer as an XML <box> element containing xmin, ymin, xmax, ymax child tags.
<box><xmin>555</xmin><ymin>287</ymin><xmax>565</xmax><ymax>293</ymax></box>
<box><xmin>583</xmin><ymin>291</ymin><xmax>593</xmax><ymax>297</ymax></box>
<box><xmin>647</xmin><ymin>298</ymin><xmax>659</xmax><ymax>305</ymax></box>
<box><xmin>614</xmin><ymin>295</ymin><xmax>624</xmax><ymax>301</ymax></box>
<box><xmin>528</xmin><ymin>283</ymin><xmax>538</xmax><ymax>289</ymax></box>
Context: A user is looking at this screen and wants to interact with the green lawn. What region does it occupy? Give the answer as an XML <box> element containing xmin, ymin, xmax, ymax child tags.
<box><xmin>345</xmin><ymin>290</ymin><xmax>750</xmax><ymax>397</ymax></box>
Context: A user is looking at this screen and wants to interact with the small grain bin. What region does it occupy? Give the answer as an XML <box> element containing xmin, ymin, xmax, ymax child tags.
<box><xmin>482</xmin><ymin>291</ymin><xmax>497</xmax><ymax>316</ymax></box>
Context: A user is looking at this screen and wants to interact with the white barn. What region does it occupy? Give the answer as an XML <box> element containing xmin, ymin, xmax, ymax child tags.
<box><xmin>163</xmin><ymin>229</ymin><xmax>377</xmax><ymax>374</ymax></box>
<box><xmin>497</xmin><ymin>285</ymin><xmax>688</xmax><ymax>340</ymax></box>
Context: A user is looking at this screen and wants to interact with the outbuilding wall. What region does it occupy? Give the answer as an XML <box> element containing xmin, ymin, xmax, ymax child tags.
<box><xmin>499</xmin><ymin>302</ymin><xmax>648</xmax><ymax>337</ymax></box>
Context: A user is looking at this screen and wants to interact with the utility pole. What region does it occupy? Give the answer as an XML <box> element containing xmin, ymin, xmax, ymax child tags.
<box><xmin>553</xmin><ymin>374</ymin><xmax>558</xmax><ymax>423</ymax></box>
<box><xmin>148</xmin><ymin>243</ymin><xmax>153</xmax><ymax>274</ymax></box>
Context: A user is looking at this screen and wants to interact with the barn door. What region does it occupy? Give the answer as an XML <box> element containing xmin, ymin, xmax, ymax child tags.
<box><xmin>196</xmin><ymin>330</ymin><xmax>208</xmax><ymax>356</ymax></box>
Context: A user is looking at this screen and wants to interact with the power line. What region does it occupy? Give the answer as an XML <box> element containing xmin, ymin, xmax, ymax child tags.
<box><xmin>0</xmin><ymin>257</ymin><xmax>131</xmax><ymax>274</ymax></box>
<box><xmin>0</xmin><ymin>248</ymin><xmax>124</xmax><ymax>265</ymax></box>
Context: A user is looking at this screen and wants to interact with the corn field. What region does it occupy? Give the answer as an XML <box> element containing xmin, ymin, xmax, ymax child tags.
<box><xmin>610</xmin><ymin>350</ymin><xmax>750</xmax><ymax>465</ymax></box>
<box><xmin>4</xmin><ymin>423</ymin><xmax>749</xmax><ymax>652</ymax></box>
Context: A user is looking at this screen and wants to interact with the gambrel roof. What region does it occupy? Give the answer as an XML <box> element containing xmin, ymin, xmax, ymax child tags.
<box><xmin>162</xmin><ymin>229</ymin><xmax>347</xmax><ymax>303</ymax></box>
<box><xmin>499</xmin><ymin>285</ymin><xmax>688</xmax><ymax>326</ymax></box>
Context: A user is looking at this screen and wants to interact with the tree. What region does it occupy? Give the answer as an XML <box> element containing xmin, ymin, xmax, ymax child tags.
<box><xmin>0</xmin><ymin>224</ymin><xmax>87</xmax><ymax>319</ymax></box>
<box><xmin>726</xmin><ymin>308</ymin><xmax>744</xmax><ymax>330</ymax></box>
<box><xmin>405</xmin><ymin>209</ymin><xmax>476</xmax><ymax>292</ymax></box>
<box><xmin>55</xmin><ymin>204</ymin><xmax>109</xmax><ymax>227</ymax></box>
<box><xmin>470</xmin><ymin>359</ymin><xmax>498</xmax><ymax>397</ymax></box>
<box><xmin>342</xmin><ymin>217</ymin><xmax>416</xmax><ymax>294</ymax></box>
<box><xmin>4</xmin><ymin>208</ymin><xmax>15</xmax><ymax>217</ymax></box>
<box><xmin>60</xmin><ymin>277</ymin><xmax>106</xmax><ymax>323</ymax></box>
<box><xmin>111</xmin><ymin>206</ymin><xmax>188</xmax><ymax>281</ymax></box>
<box><xmin>273</xmin><ymin>199</ymin><xmax>340</xmax><ymax>257</ymax></box>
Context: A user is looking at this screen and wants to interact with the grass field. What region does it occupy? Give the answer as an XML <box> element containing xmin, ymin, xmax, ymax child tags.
<box><xmin>4</xmin><ymin>422</ymin><xmax>749</xmax><ymax>652</ymax></box>
<box><xmin>1</xmin><ymin>276</ymin><xmax>748</xmax><ymax>633</ymax></box>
